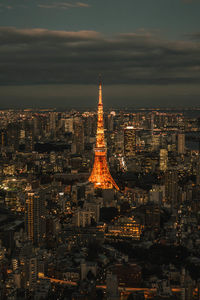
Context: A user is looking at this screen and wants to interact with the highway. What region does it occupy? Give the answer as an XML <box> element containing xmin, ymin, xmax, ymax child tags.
<box><xmin>39</xmin><ymin>274</ymin><xmax>182</xmax><ymax>293</ymax></box>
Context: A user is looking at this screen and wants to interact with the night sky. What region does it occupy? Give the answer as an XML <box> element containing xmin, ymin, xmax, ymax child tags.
<box><xmin>1</xmin><ymin>0</ymin><xmax>200</xmax><ymax>108</ymax></box>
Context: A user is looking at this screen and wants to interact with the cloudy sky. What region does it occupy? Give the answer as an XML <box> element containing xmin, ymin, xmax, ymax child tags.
<box><xmin>0</xmin><ymin>0</ymin><xmax>200</xmax><ymax>108</ymax></box>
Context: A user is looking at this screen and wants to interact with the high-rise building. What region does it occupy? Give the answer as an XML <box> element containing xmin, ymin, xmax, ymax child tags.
<box><xmin>25</xmin><ymin>190</ymin><xmax>46</xmax><ymax>245</ymax></box>
<box><xmin>64</xmin><ymin>117</ymin><xmax>74</xmax><ymax>133</ymax></box>
<box><xmin>28</xmin><ymin>257</ymin><xmax>38</xmax><ymax>291</ymax></box>
<box><xmin>0</xmin><ymin>130</ymin><xmax>6</xmax><ymax>149</ymax></box>
<box><xmin>151</xmin><ymin>112</ymin><xmax>154</xmax><ymax>135</ymax></box>
<box><xmin>49</xmin><ymin>112</ymin><xmax>57</xmax><ymax>132</ymax></box>
<box><xmin>89</xmin><ymin>80</ymin><xmax>119</xmax><ymax>190</ymax></box>
<box><xmin>73</xmin><ymin>117</ymin><xmax>84</xmax><ymax>154</ymax></box>
<box><xmin>114</xmin><ymin>131</ymin><xmax>124</xmax><ymax>155</ymax></box>
<box><xmin>83</xmin><ymin>115</ymin><xmax>93</xmax><ymax>138</ymax></box>
<box><xmin>152</xmin><ymin>134</ymin><xmax>160</xmax><ymax>151</ymax></box>
<box><xmin>160</xmin><ymin>149</ymin><xmax>168</xmax><ymax>171</ymax></box>
<box><xmin>73</xmin><ymin>209</ymin><xmax>95</xmax><ymax>227</ymax></box>
<box><xmin>149</xmin><ymin>185</ymin><xmax>165</xmax><ymax>205</ymax></box>
<box><xmin>107</xmin><ymin>112</ymin><xmax>115</xmax><ymax>132</ymax></box>
<box><xmin>124</xmin><ymin>126</ymin><xmax>136</xmax><ymax>157</ymax></box>
<box><xmin>178</xmin><ymin>133</ymin><xmax>185</xmax><ymax>154</ymax></box>
<box><xmin>196</xmin><ymin>159</ymin><xmax>200</xmax><ymax>185</ymax></box>
<box><xmin>165</xmin><ymin>170</ymin><xmax>178</xmax><ymax>207</ymax></box>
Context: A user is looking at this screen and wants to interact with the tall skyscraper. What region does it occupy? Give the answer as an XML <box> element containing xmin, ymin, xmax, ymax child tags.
<box><xmin>107</xmin><ymin>112</ymin><xmax>115</xmax><ymax>132</ymax></box>
<box><xmin>89</xmin><ymin>80</ymin><xmax>119</xmax><ymax>190</ymax></box>
<box><xmin>165</xmin><ymin>170</ymin><xmax>178</xmax><ymax>207</ymax></box>
<box><xmin>25</xmin><ymin>190</ymin><xmax>46</xmax><ymax>245</ymax></box>
<box><xmin>178</xmin><ymin>133</ymin><xmax>185</xmax><ymax>154</ymax></box>
<box><xmin>49</xmin><ymin>112</ymin><xmax>57</xmax><ymax>132</ymax></box>
<box><xmin>160</xmin><ymin>149</ymin><xmax>168</xmax><ymax>171</ymax></box>
<box><xmin>28</xmin><ymin>257</ymin><xmax>38</xmax><ymax>291</ymax></box>
<box><xmin>152</xmin><ymin>134</ymin><xmax>160</xmax><ymax>151</ymax></box>
<box><xmin>64</xmin><ymin>118</ymin><xmax>74</xmax><ymax>133</ymax></box>
<box><xmin>124</xmin><ymin>126</ymin><xmax>136</xmax><ymax>157</ymax></box>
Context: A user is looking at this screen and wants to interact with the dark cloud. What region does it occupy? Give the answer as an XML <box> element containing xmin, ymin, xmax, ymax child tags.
<box><xmin>0</xmin><ymin>27</ymin><xmax>200</xmax><ymax>86</ymax></box>
<box><xmin>186</xmin><ymin>32</ymin><xmax>200</xmax><ymax>40</ymax></box>
<box><xmin>0</xmin><ymin>1</ymin><xmax>90</xmax><ymax>10</ymax></box>
<box><xmin>37</xmin><ymin>2</ymin><xmax>90</xmax><ymax>9</ymax></box>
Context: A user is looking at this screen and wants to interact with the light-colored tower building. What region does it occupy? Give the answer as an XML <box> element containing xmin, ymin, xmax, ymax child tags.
<box><xmin>88</xmin><ymin>80</ymin><xmax>119</xmax><ymax>190</ymax></box>
<box><xmin>160</xmin><ymin>149</ymin><xmax>168</xmax><ymax>171</ymax></box>
<box><xmin>178</xmin><ymin>133</ymin><xmax>185</xmax><ymax>154</ymax></box>
<box><xmin>124</xmin><ymin>126</ymin><xmax>136</xmax><ymax>157</ymax></box>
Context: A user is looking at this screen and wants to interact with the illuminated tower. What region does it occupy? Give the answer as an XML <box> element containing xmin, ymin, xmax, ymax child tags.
<box><xmin>89</xmin><ymin>80</ymin><xmax>119</xmax><ymax>190</ymax></box>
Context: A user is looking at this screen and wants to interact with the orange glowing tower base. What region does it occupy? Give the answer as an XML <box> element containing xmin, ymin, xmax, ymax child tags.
<box><xmin>89</xmin><ymin>80</ymin><xmax>119</xmax><ymax>190</ymax></box>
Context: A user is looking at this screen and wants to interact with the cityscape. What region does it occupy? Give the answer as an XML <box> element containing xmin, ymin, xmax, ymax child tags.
<box><xmin>1</xmin><ymin>0</ymin><xmax>200</xmax><ymax>299</ymax></box>
<box><xmin>1</xmin><ymin>80</ymin><xmax>200</xmax><ymax>299</ymax></box>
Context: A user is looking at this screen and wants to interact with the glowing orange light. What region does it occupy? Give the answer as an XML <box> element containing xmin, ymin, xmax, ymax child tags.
<box><xmin>88</xmin><ymin>80</ymin><xmax>119</xmax><ymax>190</ymax></box>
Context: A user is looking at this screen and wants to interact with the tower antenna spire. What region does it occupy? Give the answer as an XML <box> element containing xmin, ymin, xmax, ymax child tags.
<box><xmin>99</xmin><ymin>73</ymin><xmax>102</xmax><ymax>84</ymax></box>
<box><xmin>99</xmin><ymin>74</ymin><xmax>102</xmax><ymax>104</ymax></box>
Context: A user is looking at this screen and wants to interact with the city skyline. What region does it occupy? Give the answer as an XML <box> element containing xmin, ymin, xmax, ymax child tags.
<box><xmin>0</xmin><ymin>103</ymin><xmax>200</xmax><ymax>298</ymax></box>
<box><xmin>1</xmin><ymin>2</ymin><xmax>200</xmax><ymax>297</ymax></box>
<box><xmin>0</xmin><ymin>0</ymin><xmax>200</xmax><ymax>107</ymax></box>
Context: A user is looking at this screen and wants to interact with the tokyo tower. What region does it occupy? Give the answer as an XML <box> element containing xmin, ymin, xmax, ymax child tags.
<box><xmin>88</xmin><ymin>80</ymin><xmax>119</xmax><ymax>190</ymax></box>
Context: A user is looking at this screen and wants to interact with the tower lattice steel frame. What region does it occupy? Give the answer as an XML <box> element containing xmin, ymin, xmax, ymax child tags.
<box><xmin>88</xmin><ymin>80</ymin><xmax>119</xmax><ymax>190</ymax></box>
